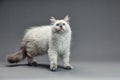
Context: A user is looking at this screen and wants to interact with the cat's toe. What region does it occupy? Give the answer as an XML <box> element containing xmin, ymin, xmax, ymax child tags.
<box><xmin>28</xmin><ymin>61</ymin><xmax>38</xmax><ymax>66</ymax></box>
<box><xmin>50</xmin><ymin>63</ymin><xmax>57</xmax><ymax>71</ymax></box>
<box><xmin>64</xmin><ymin>65</ymin><xmax>73</xmax><ymax>70</ymax></box>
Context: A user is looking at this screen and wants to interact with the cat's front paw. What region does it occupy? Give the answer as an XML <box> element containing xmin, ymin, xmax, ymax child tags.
<box><xmin>50</xmin><ymin>63</ymin><xmax>57</xmax><ymax>71</ymax></box>
<box><xmin>64</xmin><ymin>64</ymin><xmax>73</xmax><ymax>70</ymax></box>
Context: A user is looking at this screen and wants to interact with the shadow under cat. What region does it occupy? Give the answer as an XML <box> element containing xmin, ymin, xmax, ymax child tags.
<box><xmin>6</xmin><ymin>63</ymin><xmax>71</xmax><ymax>71</ymax></box>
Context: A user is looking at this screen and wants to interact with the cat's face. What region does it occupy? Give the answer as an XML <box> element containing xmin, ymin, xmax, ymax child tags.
<box><xmin>50</xmin><ymin>16</ymin><xmax>70</xmax><ymax>33</ymax></box>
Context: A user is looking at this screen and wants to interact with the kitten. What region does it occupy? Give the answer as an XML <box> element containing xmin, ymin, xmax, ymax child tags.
<box><xmin>7</xmin><ymin>15</ymin><xmax>72</xmax><ymax>71</ymax></box>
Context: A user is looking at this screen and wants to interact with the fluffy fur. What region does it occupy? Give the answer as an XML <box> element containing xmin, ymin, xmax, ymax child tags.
<box><xmin>7</xmin><ymin>16</ymin><xmax>72</xmax><ymax>71</ymax></box>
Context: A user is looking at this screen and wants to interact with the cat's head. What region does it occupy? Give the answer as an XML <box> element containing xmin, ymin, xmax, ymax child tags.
<box><xmin>50</xmin><ymin>15</ymin><xmax>71</xmax><ymax>33</ymax></box>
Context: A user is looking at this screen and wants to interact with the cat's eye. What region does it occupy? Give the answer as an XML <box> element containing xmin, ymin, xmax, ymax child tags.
<box><xmin>56</xmin><ymin>24</ymin><xmax>59</xmax><ymax>26</ymax></box>
<box><xmin>63</xmin><ymin>23</ymin><xmax>65</xmax><ymax>26</ymax></box>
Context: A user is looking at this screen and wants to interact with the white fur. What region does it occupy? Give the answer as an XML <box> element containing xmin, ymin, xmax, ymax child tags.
<box><xmin>22</xmin><ymin>16</ymin><xmax>72</xmax><ymax>70</ymax></box>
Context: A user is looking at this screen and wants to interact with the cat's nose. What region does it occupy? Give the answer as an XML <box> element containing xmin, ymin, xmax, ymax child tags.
<box><xmin>60</xmin><ymin>26</ymin><xmax>62</xmax><ymax>28</ymax></box>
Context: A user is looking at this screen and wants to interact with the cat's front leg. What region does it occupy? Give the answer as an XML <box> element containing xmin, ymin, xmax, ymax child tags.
<box><xmin>48</xmin><ymin>49</ymin><xmax>58</xmax><ymax>71</ymax></box>
<box><xmin>62</xmin><ymin>52</ymin><xmax>73</xmax><ymax>70</ymax></box>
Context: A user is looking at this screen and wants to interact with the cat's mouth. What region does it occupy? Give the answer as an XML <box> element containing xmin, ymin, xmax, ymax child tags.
<box><xmin>56</xmin><ymin>28</ymin><xmax>64</xmax><ymax>32</ymax></box>
<box><xmin>58</xmin><ymin>27</ymin><xmax>63</xmax><ymax>31</ymax></box>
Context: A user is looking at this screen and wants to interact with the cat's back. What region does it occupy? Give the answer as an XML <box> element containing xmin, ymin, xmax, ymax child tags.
<box><xmin>23</xmin><ymin>25</ymin><xmax>52</xmax><ymax>41</ymax></box>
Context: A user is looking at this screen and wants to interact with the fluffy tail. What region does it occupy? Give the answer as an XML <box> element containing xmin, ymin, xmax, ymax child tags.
<box><xmin>7</xmin><ymin>46</ymin><xmax>26</xmax><ymax>63</ymax></box>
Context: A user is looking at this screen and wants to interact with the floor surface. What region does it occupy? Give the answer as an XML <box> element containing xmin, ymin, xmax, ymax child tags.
<box><xmin>0</xmin><ymin>61</ymin><xmax>120</xmax><ymax>80</ymax></box>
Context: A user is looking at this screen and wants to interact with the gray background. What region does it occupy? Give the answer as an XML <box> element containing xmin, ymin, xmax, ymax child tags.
<box><xmin>0</xmin><ymin>0</ymin><xmax>120</xmax><ymax>62</ymax></box>
<box><xmin>1</xmin><ymin>0</ymin><xmax>120</xmax><ymax>80</ymax></box>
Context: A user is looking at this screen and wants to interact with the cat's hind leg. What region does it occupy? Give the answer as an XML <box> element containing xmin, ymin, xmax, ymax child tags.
<box><xmin>27</xmin><ymin>56</ymin><xmax>37</xmax><ymax>66</ymax></box>
<box><xmin>26</xmin><ymin>41</ymin><xmax>38</xmax><ymax>65</ymax></box>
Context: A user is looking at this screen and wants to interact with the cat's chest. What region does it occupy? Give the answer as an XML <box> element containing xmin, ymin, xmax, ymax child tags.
<box><xmin>52</xmin><ymin>34</ymin><xmax>70</xmax><ymax>53</ymax></box>
<box><xmin>53</xmin><ymin>34</ymin><xmax>68</xmax><ymax>45</ymax></box>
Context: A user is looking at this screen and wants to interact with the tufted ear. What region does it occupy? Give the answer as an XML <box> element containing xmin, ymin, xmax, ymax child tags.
<box><xmin>50</xmin><ymin>16</ymin><xmax>56</xmax><ymax>24</ymax></box>
<box><xmin>64</xmin><ymin>15</ymin><xmax>70</xmax><ymax>23</ymax></box>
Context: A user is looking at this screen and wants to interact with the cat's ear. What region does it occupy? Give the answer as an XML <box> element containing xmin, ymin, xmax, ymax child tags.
<box><xmin>50</xmin><ymin>16</ymin><xmax>56</xmax><ymax>24</ymax></box>
<box><xmin>64</xmin><ymin>15</ymin><xmax>70</xmax><ymax>23</ymax></box>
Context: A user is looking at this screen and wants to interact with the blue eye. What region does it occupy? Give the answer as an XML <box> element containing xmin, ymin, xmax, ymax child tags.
<box><xmin>63</xmin><ymin>23</ymin><xmax>65</xmax><ymax>26</ymax></box>
<box><xmin>56</xmin><ymin>24</ymin><xmax>59</xmax><ymax>26</ymax></box>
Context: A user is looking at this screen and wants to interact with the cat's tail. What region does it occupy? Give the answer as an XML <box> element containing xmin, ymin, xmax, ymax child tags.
<box><xmin>7</xmin><ymin>46</ymin><xmax>27</xmax><ymax>63</ymax></box>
